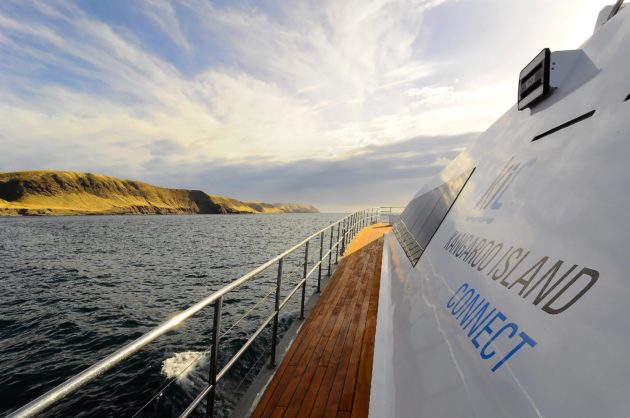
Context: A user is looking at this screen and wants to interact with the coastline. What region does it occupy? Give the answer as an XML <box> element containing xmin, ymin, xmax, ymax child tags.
<box><xmin>0</xmin><ymin>209</ymin><xmax>320</xmax><ymax>217</ymax></box>
<box><xmin>0</xmin><ymin>171</ymin><xmax>319</xmax><ymax>217</ymax></box>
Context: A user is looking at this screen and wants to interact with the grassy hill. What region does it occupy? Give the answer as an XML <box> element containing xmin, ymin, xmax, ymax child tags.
<box><xmin>0</xmin><ymin>171</ymin><xmax>318</xmax><ymax>216</ymax></box>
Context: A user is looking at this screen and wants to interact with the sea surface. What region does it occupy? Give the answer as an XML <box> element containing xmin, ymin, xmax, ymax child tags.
<box><xmin>0</xmin><ymin>213</ymin><xmax>346</xmax><ymax>417</ymax></box>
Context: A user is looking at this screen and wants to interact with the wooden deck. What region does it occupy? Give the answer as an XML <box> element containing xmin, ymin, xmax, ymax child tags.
<box><xmin>251</xmin><ymin>224</ymin><xmax>391</xmax><ymax>418</ymax></box>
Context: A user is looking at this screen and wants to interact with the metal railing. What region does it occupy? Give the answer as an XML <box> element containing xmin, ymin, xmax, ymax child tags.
<box><xmin>9</xmin><ymin>207</ymin><xmax>386</xmax><ymax>418</ymax></box>
<box><xmin>378</xmin><ymin>206</ymin><xmax>405</xmax><ymax>224</ymax></box>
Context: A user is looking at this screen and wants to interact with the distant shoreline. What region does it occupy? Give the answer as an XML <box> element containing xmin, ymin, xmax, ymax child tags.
<box><xmin>0</xmin><ymin>170</ymin><xmax>319</xmax><ymax>216</ymax></box>
<box><xmin>0</xmin><ymin>211</ymin><xmax>322</xmax><ymax>217</ymax></box>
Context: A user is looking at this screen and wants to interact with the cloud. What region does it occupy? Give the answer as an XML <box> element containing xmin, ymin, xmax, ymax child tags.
<box><xmin>0</xmin><ymin>0</ymin><xmax>612</xmax><ymax>209</ymax></box>
<box><xmin>0</xmin><ymin>0</ymin><xmax>475</xmax><ymax>166</ymax></box>
<box><xmin>0</xmin><ymin>126</ymin><xmax>473</xmax><ymax>211</ymax></box>
<box><xmin>136</xmin><ymin>133</ymin><xmax>476</xmax><ymax>211</ymax></box>
<box><xmin>141</xmin><ymin>0</ymin><xmax>191</xmax><ymax>51</ymax></box>
<box><xmin>146</xmin><ymin>138</ymin><xmax>184</xmax><ymax>156</ymax></box>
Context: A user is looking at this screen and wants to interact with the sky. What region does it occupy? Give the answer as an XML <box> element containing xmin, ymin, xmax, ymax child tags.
<box><xmin>0</xmin><ymin>0</ymin><xmax>613</xmax><ymax>211</ymax></box>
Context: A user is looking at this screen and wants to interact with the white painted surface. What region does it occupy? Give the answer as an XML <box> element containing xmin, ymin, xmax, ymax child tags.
<box><xmin>368</xmin><ymin>236</ymin><xmax>394</xmax><ymax>418</ymax></box>
<box><xmin>371</xmin><ymin>5</ymin><xmax>630</xmax><ymax>418</ymax></box>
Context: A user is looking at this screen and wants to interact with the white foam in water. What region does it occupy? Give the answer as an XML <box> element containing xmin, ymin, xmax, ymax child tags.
<box><xmin>161</xmin><ymin>351</ymin><xmax>205</xmax><ymax>381</ymax></box>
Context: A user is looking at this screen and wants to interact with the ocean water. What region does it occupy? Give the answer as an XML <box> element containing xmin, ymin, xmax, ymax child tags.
<box><xmin>0</xmin><ymin>213</ymin><xmax>345</xmax><ymax>417</ymax></box>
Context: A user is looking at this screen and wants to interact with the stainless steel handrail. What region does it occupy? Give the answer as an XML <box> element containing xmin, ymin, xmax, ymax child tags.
<box><xmin>9</xmin><ymin>207</ymin><xmax>386</xmax><ymax>418</ymax></box>
<box><xmin>378</xmin><ymin>206</ymin><xmax>405</xmax><ymax>223</ymax></box>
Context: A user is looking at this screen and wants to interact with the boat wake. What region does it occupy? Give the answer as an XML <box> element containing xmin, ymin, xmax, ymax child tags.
<box><xmin>161</xmin><ymin>351</ymin><xmax>207</xmax><ymax>384</ymax></box>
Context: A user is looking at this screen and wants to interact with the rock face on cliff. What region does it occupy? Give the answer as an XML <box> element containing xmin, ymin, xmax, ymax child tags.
<box><xmin>0</xmin><ymin>171</ymin><xmax>319</xmax><ymax>216</ymax></box>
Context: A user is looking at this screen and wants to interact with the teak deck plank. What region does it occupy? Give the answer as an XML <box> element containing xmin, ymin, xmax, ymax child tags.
<box><xmin>271</xmin><ymin>407</ymin><xmax>286</xmax><ymax>418</ymax></box>
<box><xmin>308</xmin><ymin>361</ymin><xmax>339</xmax><ymax>418</ymax></box>
<box><xmin>251</xmin><ymin>224</ymin><xmax>391</xmax><ymax>418</ymax></box>
<box><xmin>256</xmin><ymin>253</ymin><xmax>355</xmax><ymax>416</ymax></box>
<box><xmin>282</xmin><ymin>253</ymin><xmax>366</xmax><ymax>412</ymax></box>
<box><xmin>254</xmin><ymin>255</ymin><xmax>360</xmax><ymax>416</ymax></box>
<box><xmin>277</xmin><ymin>256</ymin><xmax>362</xmax><ymax>408</ymax></box>
<box><xmin>325</xmin><ymin>251</ymin><xmax>376</xmax><ymax>415</ymax></box>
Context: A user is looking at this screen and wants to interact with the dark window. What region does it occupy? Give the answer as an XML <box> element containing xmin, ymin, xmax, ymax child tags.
<box><xmin>393</xmin><ymin>169</ymin><xmax>474</xmax><ymax>266</ymax></box>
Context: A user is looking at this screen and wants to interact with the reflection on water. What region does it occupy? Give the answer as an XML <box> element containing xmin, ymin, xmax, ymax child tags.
<box><xmin>0</xmin><ymin>213</ymin><xmax>344</xmax><ymax>417</ymax></box>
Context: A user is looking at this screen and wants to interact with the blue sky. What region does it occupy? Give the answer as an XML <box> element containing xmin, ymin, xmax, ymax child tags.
<box><xmin>0</xmin><ymin>0</ymin><xmax>611</xmax><ymax>211</ymax></box>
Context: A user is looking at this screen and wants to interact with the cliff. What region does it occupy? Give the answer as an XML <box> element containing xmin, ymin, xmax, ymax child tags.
<box><xmin>0</xmin><ymin>171</ymin><xmax>319</xmax><ymax>216</ymax></box>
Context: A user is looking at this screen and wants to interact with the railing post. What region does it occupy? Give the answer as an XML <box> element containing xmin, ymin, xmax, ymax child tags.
<box><xmin>206</xmin><ymin>297</ymin><xmax>223</xmax><ymax>418</ymax></box>
<box><xmin>350</xmin><ymin>213</ymin><xmax>354</xmax><ymax>239</ymax></box>
<box><xmin>350</xmin><ymin>213</ymin><xmax>356</xmax><ymax>241</ymax></box>
<box><xmin>335</xmin><ymin>224</ymin><xmax>340</xmax><ymax>264</ymax></box>
<box><xmin>328</xmin><ymin>226</ymin><xmax>333</xmax><ymax>276</ymax></box>
<box><xmin>318</xmin><ymin>232</ymin><xmax>323</xmax><ymax>293</ymax></box>
<box><xmin>300</xmin><ymin>241</ymin><xmax>309</xmax><ymax>319</ymax></box>
<box><xmin>340</xmin><ymin>219</ymin><xmax>345</xmax><ymax>256</ymax></box>
<box><xmin>270</xmin><ymin>258</ymin><xmax>283</xmax><ymax>367</ymax></box>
